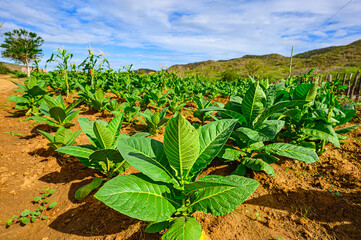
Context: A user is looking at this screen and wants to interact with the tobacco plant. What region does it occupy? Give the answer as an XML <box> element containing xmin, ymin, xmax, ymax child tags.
<box><xmin>123</xmin><ymin>104</ymin><xmax>141</xmax><ymax>124</ymax></box>
<box><xmin>7</xmin><ymin>78</ymin><xmax>47</xmax><ymax>116</ymax></box>
<box><xmin>106</xmin><ymin>99</ymin><xmax>124</xmax><ymax>115</ymax></box>
<box><xmin>26</xmin><ymin>95</ymin><xmax>81</xmax><ymax>128</ymax></box>
<box><xmin>168</xmin><ymin>97</ymin><xmax>186</xmax><ymax>114</ymax></box>
<box><xmin>193</xmin><ymin>96</ymin><xmax>218</xmax><ymax>125</ymax></box>
<box><xmin>206</xmin><ymin>81</ymin><xmax>319</xmax><ymax>176</ymax></box>
<box><xmin>149</xmin><ymin>89</ymin><xmax>169</xmax><ymax>109</ymax></box>
<box><xmin>122</xmin><ymin>91</ymin><xmax>139</xmax><ymax>107</ymax></box>
<box><xmin>56</xmin><ymin>114</ymin><xmax>130</xmax><ymax>200</ymax></box>
<box><xmin>38</xmin><ymin>127</ymin><xmax>81</xmax><ymax>150</ymax></box>
<box><xmin>88</xmin><ymin>88</ymin><xmax>111</xmax><ymax>112</ymax></box>
<box><xmin>139</xmin><ymin>108</ymin><xmax>169</xmax><ymax>135</ymax></box>
<box><xmin>95</xmin><ymin>114</ymin><xmax>259</xmax><ymax>239</ymax></box>
<box><xmin>46</xmin><ymin>48</ymin><xmax>73</xmax><ymax>96</ymax></box>
<box><xmin>281</xmin><ymin>80</ymin><xmax>359</xmax><ymax>153</ymax></box>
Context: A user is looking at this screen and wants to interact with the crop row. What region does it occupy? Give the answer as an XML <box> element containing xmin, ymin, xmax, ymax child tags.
<box><xmin>6</xmin><ymin>51</ymin><xmax>360</xmax><ymax>239</ymax></box>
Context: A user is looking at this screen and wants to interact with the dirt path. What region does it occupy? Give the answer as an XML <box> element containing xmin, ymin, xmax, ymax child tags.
<box><xmin>0</xmin><ymin>75</ymin><xmax>360</xmax><ymax>239</ymax></box>
<box><xmin>0</xmin><ymin>75</ymin><xmax>21</xmax><ymax>93</ymax></box>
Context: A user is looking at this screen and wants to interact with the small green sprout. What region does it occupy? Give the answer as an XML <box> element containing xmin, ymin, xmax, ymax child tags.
<box><xmin>7</xmin><ymin>188</ymin><xmax>57</xmax><ymax>226</ymax></box>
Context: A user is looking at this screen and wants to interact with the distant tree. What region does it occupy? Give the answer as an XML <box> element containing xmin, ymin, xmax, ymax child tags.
<box><xmin>0</xmin><ymin>28</ymin><xmax>44</xmax><ymax>76</ymax></box>
<box><xmin>220</xmin><ymin>68</ymin><xmax>238</xmax><ymax>81</ymax></box>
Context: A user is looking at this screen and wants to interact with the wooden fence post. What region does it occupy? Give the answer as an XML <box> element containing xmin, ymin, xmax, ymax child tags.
<box><xmin>346</xmin><ymin>73</ymin><xmax>353</xmax><ymax>97</ymax></box>
<box><xmin>328</xmin><ymin>74</ymin><xmax>332</xmax><ymax>83</ymax></box>
<box><xmin>357</xmin><ymin>72</ymin><xmax>361</xmax><ymax>102</ymax></box>
<box><xmin>342</xmin><ymin>73</ymin><xmax>347</xmax><ymax>85</ymax></box>
<box><xmin>349</xmin><ymin>70</ymin><xmax>360</xmax><ymax>100</ymax></box>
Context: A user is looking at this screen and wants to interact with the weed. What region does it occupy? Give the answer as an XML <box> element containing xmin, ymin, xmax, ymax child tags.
<box><xmin>328</xmin><ymin>184</ymin><xmax>342</xmax><ymax>197</ymax></box>
<box><xmin>254</xmin><ymin>212</ymin><xmax>261</xmax><ymax>221</ymax></box>
<box><xmin>299</xmin><ymin>207</ymin><xmax>310</xmax><ymax>219</ymax></box>
<box><xmin>4</xmin><ymin>131</ymin><xmax>23</xmax><ymax>137</ymax></box>
<box><xmin>7</xmin><ymin>188</ymin><xmax>57</xmax><ymax>226</ymax></box>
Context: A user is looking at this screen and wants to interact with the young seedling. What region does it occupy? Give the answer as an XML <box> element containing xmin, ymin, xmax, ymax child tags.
<box><xmin>4</xmin><ymin>131</ymin><xmax>23</xmax><ymax>137</ymax></box>
<box><xmin>254</xmin><ymin>212</ymin><xmax>261</xmax><ymax>221</ymax></box>
<box><xmin>7</xmin><ymin>188</ymin><xmax>57</xmax><ymax>226</ymax></box>
<box><xmin>299</xmin><ymin>207</ymin><xmax>310</xmax><ymax>219</ymax></box>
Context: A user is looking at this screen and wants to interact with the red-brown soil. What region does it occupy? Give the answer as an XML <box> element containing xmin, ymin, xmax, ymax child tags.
<box><xmin>0</xmin><ymin>74</ymin><xmax>360</xmax><ymax>240</ymax></box>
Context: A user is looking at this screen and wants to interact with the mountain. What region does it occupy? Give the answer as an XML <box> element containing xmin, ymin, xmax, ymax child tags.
<box><xmin>168</xmin><ymin>39</ymin><xmax>361</xmax><ymax>80</ymax></box>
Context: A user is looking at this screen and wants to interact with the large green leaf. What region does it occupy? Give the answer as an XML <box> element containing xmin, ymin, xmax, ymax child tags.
<box><xmin>162</xmin><ymin>216</ymin><xmax>202</xmax><ymax>240</ymax></box>
<box><xmin>64</xmin><ymin>109</ymin><xmax>80</xmax><ymax>124</ymax></box>
<box><xmin>189</xmin><ymin>119</ymin><xmax>237</xmax><ymax>179</ymax></box>
<box><xmin>7</xmin><ymin>96</ymin><xmax>28</xmax><ymax>104</ymax></box>
<box><xmin>56</xmin><ymin>145</ymin><xmax>95</xmax><ymax>159</ymax></box>
<box><xmin>26</xmin><ymin>116</ymin><xmax>57</xmax><ymax>127</ymax></box>
<box><xmin>263</xmin><ymin>143</ymin><xmax>318</xmax><ymax>163</ymax></box>
<box><xmin>241</xmin><ymin>157</ymin><xmax>275</xmax><ymax>177</ymax></box>
<box><xmin>254</xmin><ymin>120</ymin><xmax>285</xmax><ymax>141</ymax></box>
<box><xmin>253</xmin><ymin>153</ymin><xmax>279</xmax><ymax>164</ymax></box>
<box><xmin>219</xmin><ymin>110</ymin><xmax>247</xmax><ymax>125</ymax></box>
<box><xmin>145</xmin><ymin>221</ymin><xmax>170</xmax><ymax>234</ymax></box>
<box><xmin>93</xmin><ymin>122</ymin><xmax>114</xmax><ymax>149</ymax></box>
<box><xmin>303</xmin><ymin>124</ymin><xmax>340</xmax><ymax>148</ymax></box>
<box><xmin>89</xmin><ymin>149</ymin><xmax>124</xmax><ymax>169</ymax></box>
<box><xmin>54</xmin><ymin>128</ymin><xmax>73</xmax><ymax>144</ymax></box>
<box><xmin>217</xmin><ymin>145</ymin><xmax>244</xmax><ymax>162</ymax></box>
<box><xmin>75</xmin><ymin>177</ymin><xmax>103</xmax><ymax>201</ymax></box>
<box><xmin>186</xmin><ymin>175</ymin><xmax>259</xmax><ymax>215</ymax></box>
<box><xmin>66</xmin><ymin>129</ymin><xmax>82</xmax><ymax>145</ymax></box>
<box><xmin>117</xmin><ymin>137</ymin><xmax>176</xmax><ymax>183</ymax></box>
<box><xmin>65</xmin><ymin>99</ymin><xmax>82</xmax><ymax>114</ymax></box>
<box><xmin>235</xmin><ymin>127</ymin><xmax>261</xmax><ymax>142</ymax></box>
<box><xmin>232</xmin><ymin>164</ymin><xmax>246</xmax><ymax>176</ymax></box>
<box><xmin>107</xmin><ymin>114</ymin><xmax>123</xmax><ymax>140</ymax></box>
<box><xmin>241</xmin><ymin>82</ymin><xmax>266</xmax><ymax>126</ymax></box>
<box><xmin>293</xmin><ymin>83</ymin><xmax>318</xmax><ymax>101</ymax></box>
<box><xmin>254</xmin><ymin>100</ymin><xmax>308</xmax><ymax>128</ymax></box>
<box><xmin>235</xmin><ymin>121</ymin><xmax>284</xmax><ymax>143</ymax></box>
<box><xmin>164</xmin><ymin>115</ymin><xmax>200</xmax><ymax>182</ymax></box>
<box><xmin>78</xmin><ymin>118</ymin><xmax>101</xmax><ymax>146</ymax></box>
<box><xmin>49</xmin><ymin>107</ymin><xmax>67</xmax><ymax>124</ymax></box>
<box><xmin>202</xmin><ymin>106</ymin><xmax>246</xmax><ymax>125</ymax></box>
<box><xmin>94</xmin><ymin>173</ymin><xmax>180</xmax><ymax>222</ymax></box>
<box><xmin>37</xmin><ymin>129</ymin><xmax>55</xmax><ymax>142</ymax></box>
<box><xmin>335</xmin><ymin>103</ymin><xmax>356</xmax><ymax>126</ymax></box>
<box><xmin>335</xmin><ymin>124</ymin><xmax>360</xmax><ymax>134</ymax></box>
<box><xmin>28</xmin><ymin>86</ymin><xmax>46</xmax><ymax>96</ymax></box>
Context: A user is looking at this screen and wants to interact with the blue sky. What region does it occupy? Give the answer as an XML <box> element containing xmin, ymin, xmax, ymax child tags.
<box><xmin>0</xmin><ymin>0</ymin><xmax>360</xmax><ymax>70</ymax></box>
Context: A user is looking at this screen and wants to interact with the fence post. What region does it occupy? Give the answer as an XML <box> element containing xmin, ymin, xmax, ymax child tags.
<box><xmin>346</xmin><ymin>73</ymin><xmax>353</xmax><ymax>97</ymax></box>
<box><xmin>328</xmin><ymin>74</ymin><xmax>332</xmax><ymax>83</ymax></box>
<box><xmin>349</xmin><ymin>70</ymin><xmax>360</xmax><ymax>100</ymax></box>
<box><xmin>342</xmin><ymin>73</ymin><xmax>347</xmax><ymax>85</ymax></box>
<box><xmin>357</xmin><ymin>72</ymin><xmax>361</xmax><ymax>102</ymax></box>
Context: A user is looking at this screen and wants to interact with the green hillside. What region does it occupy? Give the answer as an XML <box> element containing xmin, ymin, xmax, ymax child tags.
<box><xmin>168</xmin><ymin>39</ymin><xmax>361</xmax><ymax>80</ymax></box>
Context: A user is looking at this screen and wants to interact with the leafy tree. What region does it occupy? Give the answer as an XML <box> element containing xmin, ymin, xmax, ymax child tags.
<box><xmin>0</xmin><ymin>28</ymin><xmax>44</xmax><ymax>76</ymax></box>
